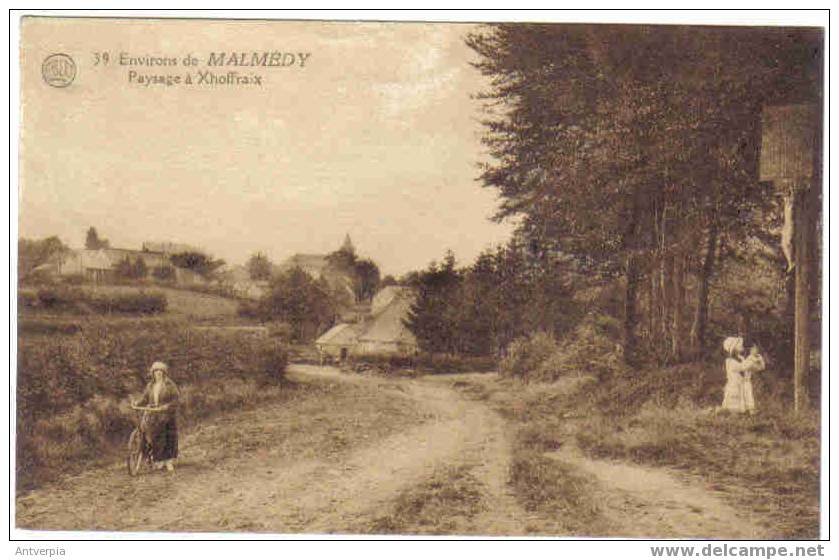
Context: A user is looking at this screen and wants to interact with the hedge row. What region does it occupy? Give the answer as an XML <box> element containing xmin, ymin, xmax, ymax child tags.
<box><xmin>20</xmin><ymin>287</ymin><xmax>168</xmax><ymax>314</ymax></box>
<box><xmin>17</xmin><ymin>319</ymin><xmax>287</xmax><ymax>423</ymax></box>
<box><xmin>16</xmin><ymin>319</ymin><xmax>288</xmax><ymax>490</ymax></box>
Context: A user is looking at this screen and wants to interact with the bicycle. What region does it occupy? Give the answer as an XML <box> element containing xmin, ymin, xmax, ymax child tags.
<box><xmin>126</xmin><ymin>404</ymin><xmax>165</xmax><ymax>476</ymax></box>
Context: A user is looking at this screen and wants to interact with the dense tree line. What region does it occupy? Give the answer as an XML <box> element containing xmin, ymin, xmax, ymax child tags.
<box><xmin>465</xmin><ymin>24</ymin><xmax>822</xmax><ymax>366</ymax></box>
<box><xmin>404</xmin><ymin>241</ymin><xmax>578</xmax><ymax>357</ymax></box>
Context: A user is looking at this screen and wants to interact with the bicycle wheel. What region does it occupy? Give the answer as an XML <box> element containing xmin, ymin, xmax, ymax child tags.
<box><xmin>127</xmin><ymin>429</ymin><xmax>145</xmax><ymax>476</ymax></box>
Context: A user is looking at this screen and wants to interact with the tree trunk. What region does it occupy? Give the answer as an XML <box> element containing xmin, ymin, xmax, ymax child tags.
<box><xmin>622</xmin><ymin>187</ymin><xmax>646</xmax><ymax>367</ymax></box>
<box><xmin>624</xmin><ymin>255</ymin><xmax>642</xmax><ymax>366</ymax></box>
<box><xmin>647</xmin><ymin>265</ymin><xmax>655</xmax><ymax>343</ymax></box>
<box><xmin>689</xmin><ymin>221</ymin><xmax>718</xmax><ymax>356</ymax></box>
<box><xmin>782</xmin><ymin>268</ymin><xmax>796</xmax><ymax>370</ymax></box>
<box><xmin>660</xmin><ymin>254</ymin><xmax>674</xmax><ymax>359</ymax></box>
<box><xmin>671</xmin><ymin>253</ymin><xmax>686</xmax><ymax>362</ymax></box>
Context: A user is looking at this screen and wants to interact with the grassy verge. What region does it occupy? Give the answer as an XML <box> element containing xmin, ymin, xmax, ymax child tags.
<box><xmin>454</xmin><ymin>363</ymin><xmax>820</xmax><ymax>539</ymax></box>
<box><xmin>574</xmin><ymin>379</ymin><xmax>820</xmax><ymax>539</ymax></box>
<box><xmin>509</xmin><ymin>449</ymin><xmax>610</xmax><ymax>536</ymax></box>
<box><xmin>17</xmin><ymin>376</ymin><xmax>292</xmax><ymax>492</ymax></box>
<box><xmin>362</xmin><ymin>465</ymin><xmax>486</xmax><ymax>535</ymax></box>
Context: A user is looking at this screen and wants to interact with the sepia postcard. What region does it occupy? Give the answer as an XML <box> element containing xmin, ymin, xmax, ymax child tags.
<box><xmin>13</xmin><ymin>13</ymin><xmax>827</xmax><ymax>544</ymax></box>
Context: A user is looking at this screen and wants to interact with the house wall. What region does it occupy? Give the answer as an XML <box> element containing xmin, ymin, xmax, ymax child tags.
<box><xmin>317</xmin><ymin>343</ymin><xmax>354</xmax><ymax>358</ymax></box>
<box><xmin>57</xmin><ymin>252</ymin><xmax>84</xmax><ymax>276</ymax></box>
<box><xmin>355</xmin><ymin>340</ymin><xmax>417</xmax><ymax>356</ymax></box>
<box><xmin>84</xmin><ymin>268</ymin><xmax>113</xmax><ymax>283</ymax></box>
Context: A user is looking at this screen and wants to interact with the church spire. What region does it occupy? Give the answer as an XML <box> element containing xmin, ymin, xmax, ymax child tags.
<box><xmin>341</xmin><ymin>233</ymin><xmax>355</xmax><ymax>255</ymax></box>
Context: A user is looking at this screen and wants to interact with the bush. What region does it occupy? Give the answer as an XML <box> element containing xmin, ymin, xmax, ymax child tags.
<box><xmin>61</xmin><ymin>274</ymin><xmax>87</xmax><ymax>286</ymax></box>
<box><xmin>151</xmin><ymin>265</ymin><xmax>176</xmax><ymax>282</ymax></box>
<box><xmin>499</xmin><ymin>314</ymin><xmax>624</xmax><ymax>382</ymax></box>
<box><xmin>499</xmin><ymin>332</ymin><xmax>559</xmax><ymax>379</ymax></box>
<box><xmin>266</xmin><ymin>321</ymin><xmax>294</xmax><ymax>341</ymax></box>
<box><xmin>86</xmin><ymin>291</ymin><xmax>167</xmax><ymax>314</ymax></box>
<box><xmin>414</xmin><ymin>354</ymin><xmax>496</xmax><ymax>374</ymax></box>
<box><xmin>28</xmin><ymin>288</ymin><xmax>168</xmax><ymax>315</ymax></box>
<box><xmin>18</xmin><ymin>290</ymin><xmax>39</xmax><ymax>309</ymax></box>
<box><xmin>36</xmin><ymin>286</ymin><xmax>86</xmax><ymax>310</ymax></box>
<box><xmin>16</xmin><ymin>319</ymin><xmax>290</xmax><ymax>490</ymax></box>
<box><xmin>257</xmin><ymin>342</ymin><xmax>289</xmax><ymax>381</ymax></box>
<box><xmin>21</xmin><ymin>269</ymin><xmax>57</xmax><ymax>286</ymax></box>
<box><xmin>18</xmin><ymin>318</ymin><xmax>82</xmax><ymax>336</ymax></box>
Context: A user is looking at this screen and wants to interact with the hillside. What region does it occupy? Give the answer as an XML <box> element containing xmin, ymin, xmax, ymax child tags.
<box><xmin>88</xmin><ymin>285</ymin><xmax>240</xmax><ymax>321</ymax></box>
<box><xmin>19</xmin><ymin>284</ymin><xmax>242</xmax><ymax>323</ymax></box>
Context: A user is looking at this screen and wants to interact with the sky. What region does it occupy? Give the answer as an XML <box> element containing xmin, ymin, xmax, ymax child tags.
<box><xmin>19</xmin><ymin>18</ymin><xmax>515</xmax><ymax>276</ymax></box>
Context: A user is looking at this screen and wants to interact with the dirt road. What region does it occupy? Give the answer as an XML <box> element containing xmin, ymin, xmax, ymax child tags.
<box><xmin>545</xmin><ymin>447</ymin><xmax>765</xmax><ymax>539</ymax></box>
<box><xmin>16</xmin><ymin>365</ymin><xmax>527</xmax><ymax>535</ymax></box>
<box><xmin>16</xmin><ymin>366</ymin><xmax>767</xmax><ymax>537</ymax></box>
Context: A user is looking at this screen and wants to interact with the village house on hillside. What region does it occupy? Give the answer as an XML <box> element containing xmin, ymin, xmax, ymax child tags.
<box><xmin>277</xmin><ymin>234</ymin><xmax>359</xmax><ymax>303</ymax></box>
<box><xmin>215</xmin><ymin>264</ymin><xmax>270</xmax><ymax>300</ymax></box>
<box><xmin>316</xmin><ymin>285</ymin><xmax>418</xmax><ymax>360</ymax></box>
<box><xmin>38</xmin><ymin>242</ymin><xmax>208</xmax><ymax>286</ymax></box>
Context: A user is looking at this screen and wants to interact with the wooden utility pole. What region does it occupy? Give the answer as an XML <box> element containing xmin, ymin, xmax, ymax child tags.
<box><xmin>759</xmin><ymin>104</ymin><xmax>818</xmax><ymax>412</ymax></box>
<box><xmin>793</xmin><ymin>185</ymin><xmax>811</xmax><ymax>410</ymax></box>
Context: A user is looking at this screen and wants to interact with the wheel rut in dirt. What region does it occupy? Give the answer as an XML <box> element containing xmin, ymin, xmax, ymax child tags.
<box><xmin>16</xmin><ymin>365</ymin><xmax>527</xmax><ymax>535</ymax></box>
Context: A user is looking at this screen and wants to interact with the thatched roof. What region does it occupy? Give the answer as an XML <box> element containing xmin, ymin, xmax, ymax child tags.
<box><xmin>316</xmin><ymin>323</ymin><xmax>360</xmax><ymax>347</ymax></box>
<box><xmin>357</xmin><ymin>292</ymin><xmax>416</xmax><ymax>346</ymax></box>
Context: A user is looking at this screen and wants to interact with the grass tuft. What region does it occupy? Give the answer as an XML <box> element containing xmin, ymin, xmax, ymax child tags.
<box><xmin>365</xmin><ymin>466</ymin><xmax>486</xmax><ymax>535</ymax></box>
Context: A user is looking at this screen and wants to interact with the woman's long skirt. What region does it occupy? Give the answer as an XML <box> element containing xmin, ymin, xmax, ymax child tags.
<box><xmin>143</xmin><ymin>415</ymin><xmax>179</xmax><ymax>461</ymax></box>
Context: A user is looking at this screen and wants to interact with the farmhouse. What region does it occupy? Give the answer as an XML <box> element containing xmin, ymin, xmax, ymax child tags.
<box><xmin>216</xmin><ymin>265</ymin><xmax>269</xmax><ymax>300</ymax></box>
<box><xmin>316</xmin><ymin>323</ymin><xmax>361</xmax><ymax>361</ymax></box>
<box><xmin>356</xmin><ymin>288</ymin><xmax>418</xmax><ymax>355</ymax></box>
<box><xmin>316</xmin><ymin>285</ymin><xmax>418</xmax><ymax>360</ymax></box>
<box><xmin>44</xmin><ymin>243</ymin><xmax>207</xmax><ymax>286</ymax></box>
<box><xmin>66</xmin><ymin>249</ymin><xmax>113</xmax><ymax>283</ymax></box>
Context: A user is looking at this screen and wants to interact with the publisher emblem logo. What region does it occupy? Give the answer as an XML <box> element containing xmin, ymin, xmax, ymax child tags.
<box><xmin>42</xmin><ymin>54</ymin><xmax>76</xmax><ymax>88</ymax></box>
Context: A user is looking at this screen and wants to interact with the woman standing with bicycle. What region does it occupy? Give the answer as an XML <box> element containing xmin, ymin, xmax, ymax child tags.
<box><xmin>132</xmin><ymin>361</ymin><xmax>180</xmax><ymax>472</ymax></box>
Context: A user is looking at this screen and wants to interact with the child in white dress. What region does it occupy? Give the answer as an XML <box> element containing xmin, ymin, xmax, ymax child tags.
<box><xmin>721</xmin><ymin>337</ymin><xmax>766</xmax><ymax>414</ymax></box>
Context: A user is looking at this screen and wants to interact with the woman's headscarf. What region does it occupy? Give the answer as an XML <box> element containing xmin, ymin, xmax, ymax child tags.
<box><xmin>723</xmin><ymin>337</ymin><xmax>743</xmax><ymax>357</ymax></box>
<box><xmin>149</xmin><ymin>361</ymin><xmax>168</xmax><ymax>377</ymax></box>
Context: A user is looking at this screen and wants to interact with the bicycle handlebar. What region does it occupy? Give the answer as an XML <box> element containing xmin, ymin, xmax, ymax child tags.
<box><xmin>130</xmin><ymin>404</ymin><xmax>166</xmax><ymax>412</ymax></box>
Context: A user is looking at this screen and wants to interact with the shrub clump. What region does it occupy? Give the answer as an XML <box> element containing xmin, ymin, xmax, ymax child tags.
<box><xmin>28</xmin><ymin>287</ymin><xmax>168</xmax><ymax>315</ymax></box>
<box><xmin>257</xmin><ymin>342</ymin><xmax>290</xmax><ymax>381</ymax></box>
<box><xmin>35</xmin><ymin>286</ymin><xmax>87</xmax><ymax>310</ymax></box>
<box><xmin>499</xmin><ymin>332</ymin><xmax>559</xmax><ymax>380</ymax></box>
<box><xmin>499</xmin><ymin>313</ymin><xmax>624</xmax><ymax>382</ymax></box>
<box><xmin>86</xmin><ymin>291</ymin><xmax>167</xmax><ymax>314</ymax></box>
